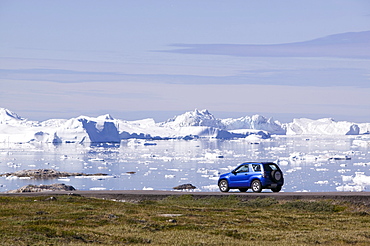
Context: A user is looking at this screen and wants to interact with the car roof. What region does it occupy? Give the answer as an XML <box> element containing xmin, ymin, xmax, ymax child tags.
<box><xmin>240</xmin><ymin>162</ymin><xmax>276</xmax><ymax>165</ymax></box>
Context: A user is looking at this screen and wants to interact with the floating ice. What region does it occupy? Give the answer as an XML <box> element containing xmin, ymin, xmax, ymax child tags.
<box><xmin>316</xmin><ymin>168</ymin><xmax>329</xmax><ymax>172</ymax></box>
<box><xmin>202</xmin><ymin>184</ymin><xmax>219</xmax><ymax>191</ymax></box>
<box><xmin>89</xmin><ymin>187</ymin><xmax>107</xmax><ymax>190</ymax></box>
<box><xmin>353</xmin><ymin>172</ymin><xmax>370</xmax><ymax>186</ymax></box>
<box><xmin>314</xmin><ymin>180</ymin><xmax>329</xmax><ymax>185</ymax></box>
<box><xmin>336</xmin><ymin>184</ymin><xmax>363</xmax><ymax>192</ymax></box>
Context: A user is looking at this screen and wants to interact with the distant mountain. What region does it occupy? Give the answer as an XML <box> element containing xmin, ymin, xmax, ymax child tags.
<box><xmin>0</xmin><ymin>107</ymin><xmax>368</xmax><ymax>143</ymax></box>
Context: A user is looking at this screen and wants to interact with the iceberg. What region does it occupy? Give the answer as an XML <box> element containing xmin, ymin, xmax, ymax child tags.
<box><xmin>284</xmin><ymin>118</ymin><xmax>359</xmax><ymax>135</ymax></box>
<box><xmin>0</xmin><ymin>107</ymin><xmax>368</xmax><ymax>143</ymax></box>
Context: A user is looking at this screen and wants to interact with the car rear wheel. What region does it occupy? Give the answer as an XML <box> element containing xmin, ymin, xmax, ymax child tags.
<box><xmin>239</xmin><ymin>188</ymin><xmax>248</xmax><ymax>192</ymax></box>
<box><xmin>271</xmin><ymin>186</ymin><xmax>282</xmax><ymax>192</ymax></box>
<box><xmin>219</xmin><ymin>180</ymin><xmax>229</xmax><ymax>192</ymax></box>
<box><xmin>251</xmin><ymin>180</ymin><xmax>262</xmax><ymax>193</ymax></box>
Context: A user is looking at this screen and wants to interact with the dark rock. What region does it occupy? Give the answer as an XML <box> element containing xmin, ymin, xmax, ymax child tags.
<box><xmin>173</xmin><ymin>184</ymin><xmax>196</xmax><ymax>190</ymax></box>
<box><xmin>8</xmin><ymin>183</ymin><xmax>76</xmax><ymax>193</ymax></box>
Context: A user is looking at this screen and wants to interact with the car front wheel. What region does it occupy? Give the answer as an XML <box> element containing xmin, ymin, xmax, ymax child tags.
<box><xmin>251</xmin><ymin>180</ymin><xmax>262</xmax><ymax>193</ymax></box>
<box><xmin>219</xmin><ymin>180</ymin><xmax>230</xmax><ymax>192</ymax></box>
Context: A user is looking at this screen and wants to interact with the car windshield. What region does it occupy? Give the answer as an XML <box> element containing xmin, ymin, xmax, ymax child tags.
<box><xmin>235</xmin><ymin>165</ymin><xmax>249</xmax><ymax>173</ymax></box>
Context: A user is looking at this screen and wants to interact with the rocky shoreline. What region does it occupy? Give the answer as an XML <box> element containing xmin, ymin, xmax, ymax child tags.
<box><xmin>0</xmin><ymin>169</ymin><xmax>108</xmax><ymax>179</ymax></box>
<box><xmin>7</xmin><ymin>183</ymin><xmax>76</xmax><ymax>193</ymax></box>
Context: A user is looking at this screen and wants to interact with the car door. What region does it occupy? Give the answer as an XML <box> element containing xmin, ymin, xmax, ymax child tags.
<box><xmin>229</xmin><ymin>164</ymin><xmax>252</xmax><ymax>187</ymax></box>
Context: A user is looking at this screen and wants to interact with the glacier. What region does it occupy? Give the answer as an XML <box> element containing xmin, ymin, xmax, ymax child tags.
<box><xmin>0</xmin><ymin>107</ymin><xmax>367</xmax><ymax>143</ymax></box>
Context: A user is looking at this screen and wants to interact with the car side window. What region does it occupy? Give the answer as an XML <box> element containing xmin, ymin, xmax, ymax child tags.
<box><xmin>235</xmin><ymin>165</ymin><xmax>249</xmax><ymax>173</ymax></box>
<box><xmin>252</xmin><ymin>164</ymin><xmax>261</xmax><ymax>172</ymax></box>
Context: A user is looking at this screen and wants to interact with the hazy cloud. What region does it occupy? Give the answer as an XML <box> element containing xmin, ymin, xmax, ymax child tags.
<box><xmin>164</xmin><ymin>31</ymin><xmax>370</xmax><ymax>59</ymax></box>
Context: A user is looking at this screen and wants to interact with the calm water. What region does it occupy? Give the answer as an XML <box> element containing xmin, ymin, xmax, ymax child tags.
<box><xmin>0</xmin><ymin>136</ymin><xmax>369</xmax><ymax>192</ymax></box>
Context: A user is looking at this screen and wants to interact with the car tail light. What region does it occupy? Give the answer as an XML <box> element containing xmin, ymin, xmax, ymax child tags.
<box><xmin>262</xmin><ymin>172</ymin><xmax>267</xmax><ymax>178</ymax></box>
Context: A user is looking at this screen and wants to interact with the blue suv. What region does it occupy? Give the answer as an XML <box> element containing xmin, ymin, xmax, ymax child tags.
<box><xmin>218</xmin><ymin>162</ymin><xmax>284</xmax><ymax>192</ymax></box>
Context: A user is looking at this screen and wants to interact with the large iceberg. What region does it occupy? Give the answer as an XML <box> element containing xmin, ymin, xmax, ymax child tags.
<box><xmin>0</xmin><ymin>107</ymin><xmax>367</xmax><ymax>143</ymax></box>
<box><xmin>284</xmin><ymin>118</ymin><xmax>359</xmax><ymax>135</ymax></box>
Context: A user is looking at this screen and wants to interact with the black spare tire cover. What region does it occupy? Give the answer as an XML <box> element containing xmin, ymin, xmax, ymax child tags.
<box><xmin>271</xmin><ymin>170</ymin><xmax>282</xmax><ymax>182</ymax></box>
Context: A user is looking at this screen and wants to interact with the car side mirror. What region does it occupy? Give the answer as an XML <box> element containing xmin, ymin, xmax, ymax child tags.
<box><xmin>231</xmin><ymin>170</ymin><xmax>237</xmax><ymax>175</ymax></box>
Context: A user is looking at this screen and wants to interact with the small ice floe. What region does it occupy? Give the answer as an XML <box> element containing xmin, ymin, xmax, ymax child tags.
<box><xmin>352</xmin><ymin>139</ymin><xmax>369</xmax><ymax>147</ymax></box>
<box><xmin>353</xmin><ymin>172</ymin><xmax>370</xmax><ymax>186</ymax></box>
<box><xmin>165</xmin><ymin>174</ymin><xmax>175</xmax><ymax>179</ymax></box>
<box><xmin>141</xmin><ymin>154</ymin><xmax>156</xmax><ymax>158</ymax></box>
<box><xmin>127</xmin><ymin>139</ymin><xmax>157</xmax><ymax>146</ymax></box>
<box><xmin>75</xmin><ymin>175</ymin><xmax>115</xmax><ymax>180</ymax></box>
<box><xmin>19</xmin><ymin>177</ymin><xmax>31</xmax><ymax>180</ymax></box>
<box><xmin>289</xmin><ymin>152</ymin><xmax>317</xmax><ymax>162</ymax></box>
<box><xmin>7</xmin><ymin>162</ymin><xmax>20</xmax><ymax>168</ymax></box>
<box><xmin>5</xmin><ymin>176</ymin><xmax>19</xmax><ymax>180</ymax></box>
<box><xmin>143</xmin><ymin>187</ymin><xmax>154</xmax><ymax>190</ymax></box>
<box><xmin>342</xmin><ymin>175</ymin><xmax>353</xmax><ymax>182</ymax></box>
<box><xmin>204</xmin><ymin>152</ymin><xmax>224</xmax><ymax>159</ymax></box>
<box><xmin>316</xmin><ymin>168</ymin><xmax>329</xmax><ymax>172</ymax></box>
<box><xmin>89</xmin><ymin>158</ymin><xmax>105</xmax><ymax>162</ymax></box>
<box><xmin>336</xmin><ymin>184</ymin><xmax>364</xmax><ymax>192</ymax></box>
<box><xmin>60</xmin><ymin>155</ymin><xmax>68</xmax><ymax>160</ymax></box>
<box><xmin>208</xmin><ymin>176</ymin><xmax>219</xmax><ymax>180</ymax></box>
<box><xmin>338</xmin><ymin>169</ymin><xmax>351</xmax><ymax>174</ymax></box>
<box><xmin>167</xmin><ymin>168</ymin><xmax>180</xmax><ymax>172</ymax></box>
<box><xmin>201</xmin><ymin>184</ymin><xmax>219</xmax><ymax>191</ymax></box>
<box><xmin>244</xmin><ymin>134</ymin><xmax>263</xmax><ymax>144</ymax></box>
<box><xmin>155</xmin><ymin>156</ymin><xmax>173</xmax><ymax>162</ymax></box>
<box><xmin>354</xmin><ymin>162</ymin><xmax>369</xmax><ymax>167</ymax></box>
<box><xmin>314</xmin><ymin>180</ymin><xmax>329</xmax><ymax>185</ymax></box>
<box><xmin>285</xmin><ymin>167</ymin><xmax>302</xmax><ymax>173</ymax></box>
<box><xmin>337</xmin><ymin>172</ymin><xmax>369</xmax><ymax>191</ymax></box>
<box><xmin>277</xmin><ymin>160</ymin><xmax>289</xmax><ymax>166</ymax></box>
<box><xmin>58</xmin><ymin>177</ymin><xmax>70</xmax><ymax>182</ymax></box>
<box><xmin>89</xmin><ymin>187</ymin><xmax>107</xmax><ymax>191</ymax></box>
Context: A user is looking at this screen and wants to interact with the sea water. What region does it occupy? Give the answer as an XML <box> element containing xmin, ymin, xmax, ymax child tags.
<box><xmin>0</xmin><ymin>135</ymin><xmax>369</xmax><ymax>192</ymax></box>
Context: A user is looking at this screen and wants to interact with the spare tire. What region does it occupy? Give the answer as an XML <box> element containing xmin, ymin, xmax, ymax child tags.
<box><xmin>271</xmin><ymin>170</ymin><xmax>282</xmax><ymax>182</ymax></box>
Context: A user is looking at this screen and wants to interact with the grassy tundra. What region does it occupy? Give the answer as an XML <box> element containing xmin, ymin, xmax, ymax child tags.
<box><xmin>0</xmin><ymin>195</ymin><xmax>369</xmax><ymax>245</ymax></box>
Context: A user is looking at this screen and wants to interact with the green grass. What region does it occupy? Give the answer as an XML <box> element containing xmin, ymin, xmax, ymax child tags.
<box><xmin>0</xmin><ymin>195</ymin><xmax>369</xmax><ymax>245</ymax></box>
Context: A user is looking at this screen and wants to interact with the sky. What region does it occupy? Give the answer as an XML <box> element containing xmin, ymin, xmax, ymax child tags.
<box><xmin>1</xmin><ymin>0</ymin><xmax>370</xmax><ymax>123</ymax></box>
